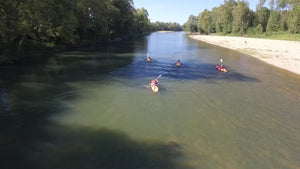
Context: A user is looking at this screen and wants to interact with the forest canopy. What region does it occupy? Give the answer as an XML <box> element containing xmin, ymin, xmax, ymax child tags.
<box><xmin>183</xmin><ymin>0</ymin><xmax>300</xmax><ymax>35</ymax></box>
<box><xmin>0</xmin><ymin>0</ymin><xmax>152</xmax><ymax>62</ymax></box>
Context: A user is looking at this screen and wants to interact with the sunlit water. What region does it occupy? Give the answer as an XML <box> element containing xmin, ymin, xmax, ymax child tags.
<box><xmin>1</xmin><ymin>32</ymin><xmax>300</xmax><ymax>169</ymax></box>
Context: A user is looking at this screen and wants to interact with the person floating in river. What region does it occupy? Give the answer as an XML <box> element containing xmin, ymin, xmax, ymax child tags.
<box><xmin>147</xmin><ymin>53</ymin><xmax>151</xmax><ymax>62</ymax></box>
<box><xmin>176</xmin><ymin>59</ymin><xmax>181</xmax><ymax>66</ymax></box>
<box><xmin>216</xmin><ymin>57</ymin><xmax>227</xmax><ymax>72</ymax></box>
<box><xmin>151</xmin><ymin>79</ymin><xmax>158</xmax><ymax>86</ymax></box>
<box><xmin>150</xmin><ymin>78</ymin><xmax>159</xmax><ymax>93</ymax></box>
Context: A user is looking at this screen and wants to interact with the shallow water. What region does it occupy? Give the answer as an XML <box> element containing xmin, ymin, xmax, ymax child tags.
<box><xmin>1</xmin><ymin>32</ymin><xmax>300</xmax><ymax>169</ymax></box>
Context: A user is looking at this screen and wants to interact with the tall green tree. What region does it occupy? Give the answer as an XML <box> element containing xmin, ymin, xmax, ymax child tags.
<box><xmin>112</xmin><ymin>0</ymin><xmax>134</xmax><ymax>38</ymax></box>
<box><xmin>151</xmin><ymin>22</ymin><xmax>182</xmax><ymax>31</ymax></box>
<box><xmin>18</xmin><ymin>0</ymin><xmax>77</xmax><ymax>43</ymax></box>
<box><xmin>0</xmin><ymin>0</ymin><xmax>78</xmax><ymax>61</ymax></box>
<box><xmin>267</xmin><ymin>10</ymin><xmax>281</xmax><ymax>32</ymax></box>
<box><xmin>76</xmin><ymin>0</ymin><xmax>117</xmax><ymax>41</ymax></box>
<box><xmin>1</xmin><ymin>0</ymin><xmax>151</xmax><ymax>63</ymax></box>
<box><xmin>184</xmin><ymin>0</ymin><xmax>300</xmax><ymax>35</ymax></box>
<box><xmin>220</xmin><ymin>0</ymin><xmax>237</xmax><ymax>33</ymax></box>
<box><xmin>211</xmin><ymin>7</ymin><xmax>222</xmax><ymax>32</ymax></box>
<box><xmin>208</xmin><ymin>1</ymin><xmax>237</xmax><ymax>34</ymax></box>
<box><xmin>279</xmin><ymin>10</ymin><xmax>289</xmax><ymax>31</ymax></box>
<box><xmin>276</xmin><ymin>0</ymin><xmax>300</xmax><ymax>33</ymax></box>
<box><xmin>133</xmin><ymin>8</ymin><xmax>150</xmax><ymax>35</ymax></box>
<box><xmin>0</xmin><ymin>0</ymin><xmax>20</xmax><ymax>60</ymax></box>
<box><xmin>256</xmin><ymin>7</ymin><xmax>270</xmax><ymax>32</ymax></box>
<box><xmin>232</xmin><ymin>0</ymin><xmax>251</xmax><ymax>35</ymax></box>
<box><xmin>198</xmin><ymin>9</ymin><xmax>212</xmax><ymax>34</ymax></box>
<box><xmin>287</xmin><ymin>5</ymin><xmax>300</xmax><ymax>33</ymax></box>
<box><xmin>183</xmin><ymin>15</ymin><xmax>198</xmax><ymax>32</ymax></box>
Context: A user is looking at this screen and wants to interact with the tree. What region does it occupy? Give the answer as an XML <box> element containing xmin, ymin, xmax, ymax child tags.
<box><xmin>288</xmin><ymin>5</ymin><xmax>300</xmax><ymax>33</ymax></box>
<box><xmin>256</xmin><ymin>7</ymin><xmax>270</xmax><ymax>32</ymax></box>
<box><xmin>183</xmin><ymin>0</ymin><xmax>300</xmax><ymax>36</ymax></box>
<box><xmin>0</xmin><ymin>0</ymin><xmax>157</xmax><ymax>63</ymax></box>
<box><xmin>256</xmin><ymin>0</ymin><xmax>266</xmax><ymax>10</ymax></box>
<box><xmin>269</xmin><ymin>0</ymin><xmax>275</xmax><ymax>9</ymax></box>
<box><xmin>254</xmin><ymin>24</ymin><xmax>264</xmax><ymax>34</ymax></box>
<box><xmin>0</xmin><ymin>0</ymin><xmax>78</xmax><ymax>61</ymax></box>
<box><xmin>267</xmin><ymin>10</ymin><xmax>281</xmax><ymax>32</ymax></box>
<box><xmin>133</xmin><ymin>8</ymin><xmax>150</xmax><ymax>35</ymax></box>
<box><xmin>209</xmin><ymin>0</ymin><xmax>237</xmax><ymax>34</ymax></box>
<box><xmin>183</xmin><ymin>15</ymin><xmax>198</xmax><ymax>32</ymax></box>
<box><xmin>112</xmin><ymin>0</ymin><xmax>135</xmax><ymax>39</ymax></box>
<box><xmin>232</xmin><ymin>0</ymin><xmax>251</xmax><ymax>35</ymax></box>
<box><xmin>279</xmin><ymin>10</ymin><xmax>289</xmax><ymax>31</ymax></box>
<box><xmin>211</xmin><ymin>7</ymin><xmax>221</xmax><ymax>32</ymax></box>
<box><xmin>220</xmin><ymin>0</ymin><xmax>237</xmax><ymax>33</ymax></box>
<box><xmin>17</xmin><ymin>0</ymin><xmax>78</xmax><ymax>43</ymax></box>
<box><xmin>151</xmin><ymin>22</ymin><xmax>182</xmax><ymax>31</ymax></box>
<box><xmin>0</xmin><ymin>0</ymin><xmax>20</xmax><ymax>60</ymax></box>
<box><xmin>276</xmin><ymin>0</ymin><xmax>300</xmax><ymax>33</ymax></box>
<box><xmin>198</xmin><ymin>9</ymin><xmax>212</xmax><ymax>34</ymax></box>
<box><xmin>76</xmin><ymin>0</ymin><xmax>117</xmax><ymax>41</ymax></box>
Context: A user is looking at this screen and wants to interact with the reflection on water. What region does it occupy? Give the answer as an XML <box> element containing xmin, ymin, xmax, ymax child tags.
<box><xmin>1</xmin><ymin>32</ymin><xmax>300</xmax><ymax>169</ymax></box>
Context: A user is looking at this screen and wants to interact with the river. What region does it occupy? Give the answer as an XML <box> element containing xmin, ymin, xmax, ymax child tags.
<box><xmin>1</xmin><ymin>32</ymin><xmax>300</xmax><ymax>169</ymax></box>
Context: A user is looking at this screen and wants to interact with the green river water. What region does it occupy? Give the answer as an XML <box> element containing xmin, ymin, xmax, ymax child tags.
<box><xmin>1</xmin><ymin>32</ymin><xmax>300</xmax><ymax>169</ymax></box>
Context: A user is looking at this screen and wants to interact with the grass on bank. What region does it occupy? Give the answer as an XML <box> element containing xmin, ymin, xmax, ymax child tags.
<box><xmin>214</xmin><ymin>31</ymin><xmax>300</xmax><ymax>41</ymax></box>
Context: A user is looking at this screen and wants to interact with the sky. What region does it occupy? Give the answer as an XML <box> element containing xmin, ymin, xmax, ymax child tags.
<box><xmin>133</xmin><ymin>0</ymin><xmax>260</xmax><ymax>25</ymax></box>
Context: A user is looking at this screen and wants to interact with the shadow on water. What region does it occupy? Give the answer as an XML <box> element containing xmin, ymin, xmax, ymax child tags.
<box><xmin>112</xmin><ymin>60</ymin><xmax>259</xmax><ymax>82</ymax></box>
<box><xmin>31</xmin><ymin>126</ymin><xmax>193</xmax><ymax>169</ymax></box>
<box><xmin>0</xmin><ymin>42</ymin><xmax>194</xmax><ymax>169</ymax></box>
<box><xmin>0</xmin><ymin>47</ymin><xmax>135</xmax><ymax>130</ymax></box>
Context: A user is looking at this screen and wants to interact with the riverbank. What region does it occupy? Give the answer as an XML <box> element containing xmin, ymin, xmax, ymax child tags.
<box><xmin>189</xmin><ymin>35</ymin><xmax>300</xmax><ymax>75</ymax></box>
<box><xmin>156</xmin><ymin>31</ymin><xmax>173</xmax><ymax>33</ymax></box>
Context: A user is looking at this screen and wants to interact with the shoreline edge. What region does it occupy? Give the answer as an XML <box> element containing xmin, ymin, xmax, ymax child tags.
<box><xmin>189</xmin><ymin>35</ymin><xmax>300</xmax><ymax>76</ymax></box>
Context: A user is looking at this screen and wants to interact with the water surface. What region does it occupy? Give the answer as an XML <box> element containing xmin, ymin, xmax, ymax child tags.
<box><xmin>1</xmin><ymin>32</ymin><xmax>300</xmax><ymax>169</ymax></box>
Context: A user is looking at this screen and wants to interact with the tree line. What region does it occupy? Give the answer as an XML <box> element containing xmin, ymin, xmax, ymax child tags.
<box><xmin>0</xmin><ymin>0</ymin><xmax>151</xmax><ymax>63</ymax></box>
<box><xmin>151</xmin><ymin>21</ymin><xmax>182</xmax><ymax>31</ymax></box>
<box><xmin>183</xmin><ymin>0</ymin><xmax>300</xmax><ymax>35</ymax></box>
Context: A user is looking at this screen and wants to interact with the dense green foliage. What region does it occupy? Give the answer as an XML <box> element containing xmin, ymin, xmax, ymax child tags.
<box><xmin>197</xmin><ymin>9</ymin><xmax>212</xmax><ymax>34</ymax></box>
<box><xmin>0</xmin><ymin>0</ymin><xmax>151</xmax><ymax>63</ymax></box>
<box><xmin>151</xmin><ymin>21</ymin><xmax>182</xmax><ymax>31</ymax></box>
<box><xmin>183</xmin><ymin>15</ymin><xmax>198</xmax><ymax>33</ymax></box>
<box><xmin>233</xmin><ymin>1</ymin><xmax>251</xmax><ymax>35</ymax></box>
<box><xmin>256</xmin><ymin>7</ymin><xmax>270</xmax><ymax>32</ymax></box>
<box><xmin>184</xmin><ymin>0</ymin><xmax>300</xmax><ymax>38</ymax></box>
<box><xmin>266</xmin><ymin>10</ymin><xmax>281</xmax><ymax>32</ymax></box>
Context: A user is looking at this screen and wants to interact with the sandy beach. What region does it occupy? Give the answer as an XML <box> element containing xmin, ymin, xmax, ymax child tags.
<box><xmin>189</xmin><ymin>35</ymin><xmax>300</xmax><ymax>75</ymax></box>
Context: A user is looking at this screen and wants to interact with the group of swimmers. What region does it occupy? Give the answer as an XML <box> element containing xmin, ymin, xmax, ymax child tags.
<box><xmin>147</xmin><ymin>54</ymin><xmax>226</xmax><ymax>92</ymax></box>
<box><xmin>147</xmin><ymin>54</ymin><xmax>181</xmax><ymax>66</ymax></box>
<box><xmin>146</xmin><ymin>53</ymin><xmax>180</xmax><ymax>92</ymax></box>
